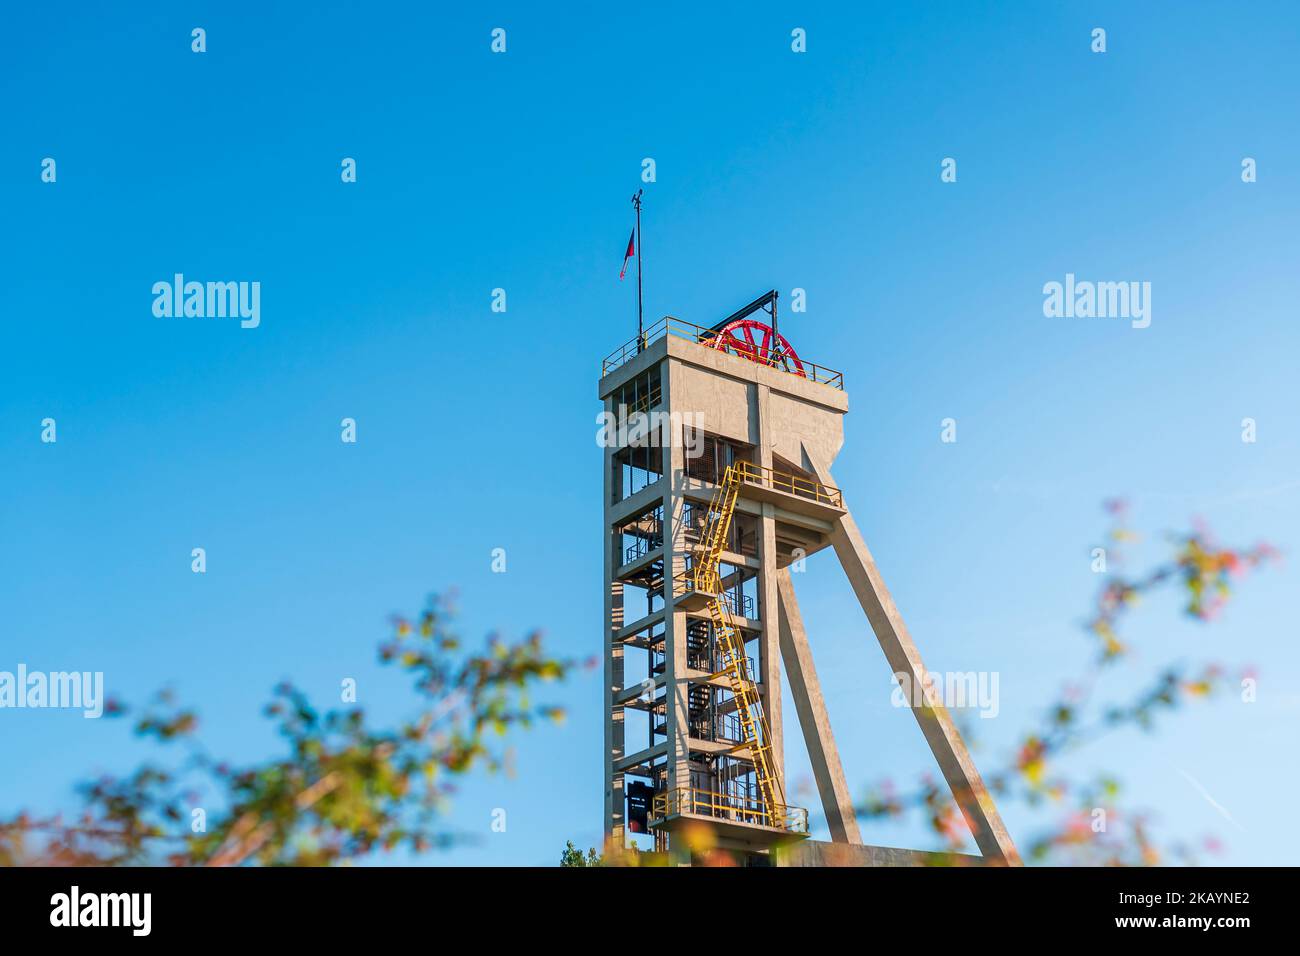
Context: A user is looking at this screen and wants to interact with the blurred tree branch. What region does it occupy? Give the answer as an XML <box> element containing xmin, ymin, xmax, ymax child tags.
<box><xmin>854</xmin><ymin>502</ymin><xmax>1277</xmax><ymax>865</ymax></box>
<box><xmin>0</xmin><ymin>593</ymin><xmax>588</xmax><ymax>866</ymax></box>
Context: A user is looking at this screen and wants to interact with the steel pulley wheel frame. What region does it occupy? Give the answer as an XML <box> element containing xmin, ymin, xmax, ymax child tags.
<box><xmin>706</xmin><ymin>319</ymin><xmax>807</xmax><ymax>377</ymax></box>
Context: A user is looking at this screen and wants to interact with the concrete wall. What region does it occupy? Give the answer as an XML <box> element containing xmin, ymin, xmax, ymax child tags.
<box><xmin>663</xmin><ymin>335</ymin><xmax>846</xmax><ymax>470</ymax></box>
<box><xmin>669</xmin><ymin>360</ymin><xmax>755</xmax><ymax>446</ymax></box>
<box><xmin>767</xmin><ymin>390</ymin><xmax>843</xmax><ymax>477</ymax></box>
<box><xmin>773</xmin><ymin>840</ymin><xmax>985</xmax><ymax>867</ymax></box>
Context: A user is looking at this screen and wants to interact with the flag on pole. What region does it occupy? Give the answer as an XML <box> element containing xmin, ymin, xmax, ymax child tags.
<box><xmin>619</xmin><ymin>229</ymin><xmax>635</xmax><ymax>280</ymax></box>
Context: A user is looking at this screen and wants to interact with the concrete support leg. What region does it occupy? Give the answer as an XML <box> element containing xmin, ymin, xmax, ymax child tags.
<box><xmin>775</xmin><ymin>569</ymin><xmax>862</xmax><ymax>845</ymax></box>
<box><xmin>605</xmin><ymin>579</ymin><xmax>625</xmax><ymax>843</ymax></box>
<box><xmin>758</xmin><ymin>503</ymin><xmax>784</xmax><ymax>790</ymax></box>
<box><xmin>806</xmin><ymin>451</ymin><xmax>1021</xmax><ymax>866</ymax></box>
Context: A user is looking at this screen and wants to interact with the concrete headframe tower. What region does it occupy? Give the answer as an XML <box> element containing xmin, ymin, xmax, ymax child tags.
<box><xmin>599</xmin><ymin>292</ymin><xmax>1020</xmax><ymax>866</ymax></box>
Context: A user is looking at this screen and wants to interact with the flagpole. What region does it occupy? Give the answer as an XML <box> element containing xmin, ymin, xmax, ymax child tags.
<box><xmin>633</xmin><ymin>189</ymin><xmax>644</xmax><ymax>352</ymax></box>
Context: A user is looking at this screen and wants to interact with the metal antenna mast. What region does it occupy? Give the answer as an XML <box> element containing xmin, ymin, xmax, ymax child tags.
<box><xmin>633</xmin><ymin>189</ymin><xmax>644</xmax><ymax>351</ymax></box>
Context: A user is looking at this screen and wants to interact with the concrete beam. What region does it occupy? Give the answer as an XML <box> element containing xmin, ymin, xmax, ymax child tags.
<box><xmin>613</xmin><ymin>610</ymin><xmax>666</xmax><ymax>644</ymax></box>
<box><xmin>775</xmin><ymin>570</ymin><xmax>863</xmax><ymax>845</ymax></box>
<box><xmin>755</xmin><ymin>382</ymin><xmax>785</xmax><ymax>795</ymax></box>
<box><xmin>774</xmin><ymin>840</ymin><xmax>985</xmax><ymax>868</ymax></box>
<box><xmin>614</xmin><ymin>742</ymin><xmax>668</xmax><ymax>774</ymax></box>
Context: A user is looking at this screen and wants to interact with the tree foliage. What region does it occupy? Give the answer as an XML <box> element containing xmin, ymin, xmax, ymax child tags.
<box><xmin>559</xmin><ymin>840</ymin><xmax>602</xmax><ymax>867</ymax></box>
<box><xmin>0</xmin><ymin>594</ymin><xmax>581</xmax><ymax>866</ymax></box>
<box><xmin>855</xmin><ymin>503</ymin><xmax>1276</xmax><ymax>865</ymax></box>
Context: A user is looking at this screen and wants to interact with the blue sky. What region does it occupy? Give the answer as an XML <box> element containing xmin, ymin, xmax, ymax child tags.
<box><xmin>2</xmin><ymin>1</ymin><xmax>1298</xmax><ymax>865</ymax></box>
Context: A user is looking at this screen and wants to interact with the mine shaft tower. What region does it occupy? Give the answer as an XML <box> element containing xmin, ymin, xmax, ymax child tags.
<box><xmin>599</xmin><ymin>292</ymin><xmax>1020</xmax><ymax>866</ymax></box>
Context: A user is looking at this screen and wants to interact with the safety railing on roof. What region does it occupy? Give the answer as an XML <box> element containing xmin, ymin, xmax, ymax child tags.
<box><xmin>601</xmin><ymin>316</ymin><xmax>844</xmax><ymax>390</ymax></box>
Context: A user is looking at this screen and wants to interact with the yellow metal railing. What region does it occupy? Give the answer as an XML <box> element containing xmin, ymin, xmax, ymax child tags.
<box><xmin>652</xmin><ymin>787</ymin><xmax>809</xmax><ymax>834</ymax></box>
<box><xmin>732</xmin><ymin>460</ymin><xmax>844</xmax><ymax>508</ymax></box>
<box><xmin>600</xmin><ymin>316</ymin><xmax>845</xmax><ymax>390</ymax></box>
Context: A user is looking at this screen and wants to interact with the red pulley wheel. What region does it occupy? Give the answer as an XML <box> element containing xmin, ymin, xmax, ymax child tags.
<box><xmin>706</xmin><ymin>318</ymin><xmax>807</xmax><ymax>378</ymax></box>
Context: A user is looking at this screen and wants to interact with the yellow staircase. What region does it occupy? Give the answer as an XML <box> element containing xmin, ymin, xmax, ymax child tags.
<box><xmin>690</xmin><ymin>464</ymin><xmax>786</xmax><ymax>825</ymax></box>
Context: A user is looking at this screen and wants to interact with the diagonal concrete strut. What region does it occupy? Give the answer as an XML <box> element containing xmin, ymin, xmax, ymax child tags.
<box><xmin>776</xmin><ymin>569</ymin><xmax>863</xmax><ymax>844</ymax></box>
<box><xmin>805</xmin><ymin>448</ymin><xmax>1022</xmax><ymax>865</ymax></box>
